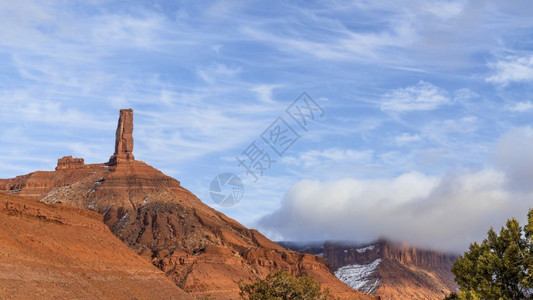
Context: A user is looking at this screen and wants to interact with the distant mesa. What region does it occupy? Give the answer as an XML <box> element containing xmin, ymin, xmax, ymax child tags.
<box><xmin>280</xmin><ymin>239</ymin><xmax>458</xmax><ymax>299</ymax></box>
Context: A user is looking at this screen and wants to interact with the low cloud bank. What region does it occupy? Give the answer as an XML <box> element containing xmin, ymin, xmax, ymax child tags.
<box><xmin>258</xmin><ymin>127</ymin><xmax>533</xmax><ymax>253</ymax></box>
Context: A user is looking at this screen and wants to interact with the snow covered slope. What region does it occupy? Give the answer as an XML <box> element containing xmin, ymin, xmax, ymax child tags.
<box><xmin>335</xmin><ymin>258</ymin><xmax>381</xmax><ymax>294</ymax></box>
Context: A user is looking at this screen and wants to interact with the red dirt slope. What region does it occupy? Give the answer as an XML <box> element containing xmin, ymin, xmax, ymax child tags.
<box><xmin>0</xmin><ymin>192</ymin><xmax>192</xmax><ymax>299</ymax></box>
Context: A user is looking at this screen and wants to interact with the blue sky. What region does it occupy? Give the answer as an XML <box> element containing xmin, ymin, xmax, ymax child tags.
<box><xmin>1</xmin><ymin>0</ymin><xmax>532</xmax><ymax>251</ymax></box>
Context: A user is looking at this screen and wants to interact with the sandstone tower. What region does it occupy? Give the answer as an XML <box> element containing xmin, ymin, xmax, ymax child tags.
<box><xmin>108</xmin><ymin>109</ymin><xmax>135</xmax><ymax>165</ymax></box>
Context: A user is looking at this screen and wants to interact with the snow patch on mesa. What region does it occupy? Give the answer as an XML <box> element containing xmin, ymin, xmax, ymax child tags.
<box><xmin>356</xmin><ymin>245</ymin><xmax>375</xmax><ymax>253</ymax></box>
<box><xmin>334</xmin><ymin>258</ymin><xmax>381</xmax><ymax>294</ymax></box>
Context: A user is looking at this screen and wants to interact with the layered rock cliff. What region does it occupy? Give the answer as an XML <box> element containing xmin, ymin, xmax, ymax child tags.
<box><xmin>0</xmin><ymin>109</ymin><xmax>374</xmax><ymax>299</ymax></box>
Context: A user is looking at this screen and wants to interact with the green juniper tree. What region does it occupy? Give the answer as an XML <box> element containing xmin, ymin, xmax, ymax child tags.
<box><xmin>239</xmin><ymin>270</ymin><xmax>331</xmax><ymax>300</ymax></box>
<box><xmin>445</xmin><ymin>209</ymin><xmax>533</xmax><ymax>299</ymax></box>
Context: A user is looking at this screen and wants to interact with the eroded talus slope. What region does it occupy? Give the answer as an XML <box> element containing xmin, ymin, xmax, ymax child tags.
<box><xmin>0</xmin><ymin>193</ymin><xmax>192</xmax><ymax>299</ymax></box>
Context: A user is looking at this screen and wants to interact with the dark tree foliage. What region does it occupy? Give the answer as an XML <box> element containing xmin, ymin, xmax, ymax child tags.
<box><xmin>239</xmin><ymin>270</ymin><xmax>331</xmax><ymax>300</ymax></box>
<box><xmin>446</xmin><ymin>209</ymin><xmax>533</xmax><ymax>299</ymax></box>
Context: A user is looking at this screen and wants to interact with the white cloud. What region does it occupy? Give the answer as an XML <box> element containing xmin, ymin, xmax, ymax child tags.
<box><xmin>240</xmin><ymin>16</ymin><xmax>417</xmax><ymax>63</ymax></box>
<box><xmin>394</xmin><ymin>133</ymin><xmax>421</xmax><ymax>145</ymax></box>
<box><xmin>0</xmin><ymin>92</ymin><xmax>111</xmax><ymax>129</ymax></box>
<box><xmin>259</xmin><ymin>127</ymin><xmax>533</xmax><ymax>253</ymax></box>
<box><xmin>258</xmin><ymin>168</ymin><xmax>528</xmax><ymax>253</ymax></box>
<box><xmin>91</xmin><ymin>13</ymin><xmax>167</xmax><ymax>48</ymax></box>
<box><xmin>282</xmin><ymin>148</ymin><xmax>374</xmax><ymax>169</ymax></box>
<box><xmin>454</xmin><ymin>88</ymin><xmax>479</xmax><ymax>103</ymax></box>
<box><xmin>506</xmin><ymin>101</ymin><xmax>533</xmax><ymax>112</ymax></box>
<box><xmin>196</xmin><ymin>63</ymin><xmax>242</xmax><ymax>84</ymax></box>
<box><xmin>380</xmin><ymin>81</ymin><xmax>451</xmax><ymax>112</ymax></box>
<box><xmin>211</xmin><ymin>44</ymin><xmax>223</xmax><ymax>53</ymax></box>
<box><xmin>420</xmin><ymin>0</ymin><xmax>466</xmax><ymax>19</ymax></box>
<box><xmin>493</xmin><ymin>126</ymin><xmax>533</xmax><ymax>192</ymax></box>
<box><xmin>135</xmin><ymin>103</ymin><xmax>270</xmax><ymax>162</ymax></box>
<box><xmin>251</xmin><ymin>84</ymin><xmax>282</xmax><ymax>103</ymax></box>
<box><xmin>416</xmin><ymin>116</ymin><xmax>479</xmax><ymax>154</ymax></box>
<box><xmin>236</xmin><ymin>0</ymin><xmax>531</xmax><ymax>71</ymax></box>
<box><xmin>438</xmin><ymin>116</ymin><xmax>478</xmax><ymax>134</ymax></box>
<box><xmin>486</xmin><ymin>55</ymin><xmax>533</xmax><ymax>86</ymax></box>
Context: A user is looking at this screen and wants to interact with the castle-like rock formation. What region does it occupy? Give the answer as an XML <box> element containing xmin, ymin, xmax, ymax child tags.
<box><xmin>56</xmin><ymin>156</ymin><xmax>85</xmax><ymax>170</ymax></box>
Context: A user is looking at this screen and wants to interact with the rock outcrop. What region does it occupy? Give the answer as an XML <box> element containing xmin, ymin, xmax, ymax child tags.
<box><xmin>281</xmin><ymin>239</ymin><xmax>458</xmax><ymax>300</ymax></box>
<box><xmin>0</xmin><ymin>109</ymin><xmax>374</xmax><ymax>300</ymax></box>
<box><xmin>55</xmin><ymin>156</ymin><xmax>85</xmax><ymax>170</ymax></box>
<box><xmin>108</xmin><ymin>108</ymin><xmax>135</xmax><ymax>165</ymax></box>
<box><xmin>0</xmin><ymin>193</ymin><xmax>192</xmax><ymax>299</ymax></box>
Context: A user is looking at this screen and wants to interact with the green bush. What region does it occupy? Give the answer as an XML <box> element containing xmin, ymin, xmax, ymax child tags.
<box><xmin>239</xmin><ymin>270</ymin><xmax>330</xmax><ymax>300</ymax></box>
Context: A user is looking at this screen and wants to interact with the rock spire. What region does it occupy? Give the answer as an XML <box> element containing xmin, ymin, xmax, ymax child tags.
<box><xmin>108</xmin><ymin>109</ymin><xmax>135</xmax><ymax>165</ymax></box>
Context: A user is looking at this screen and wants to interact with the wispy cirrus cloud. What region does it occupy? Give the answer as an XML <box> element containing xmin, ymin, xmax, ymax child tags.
<box><xmin>239</xmin><ymin>12</ymin><xmax>417</xmax><ymax>64</ymax></box>
<box><xmin>282</xmin><ymin>148</ymin><xmax>374</xmax><ymax>169</ymax></box>
<box><xmin>506</xmin><ymin>101</ymin><xmax>533</xmax><ymax>112</ymax></box>
<box><xmin>251</xmin><ymin>84</ymin><xmax>283</xmax><ymax>103</ymax></box>
<box><xmin>394</xmin><ymin>133</ymin><xmax>422</xmax><ymax>145</ymax></box>
<box><xmin>196</xmin><ymin>63</ymin><xmax>242</xmax><ymax>84</ymax></box>
<box><xmin>419</xmin><ymin>0</ymin><xmax>467</xmax><ymax>19</ymax></box>
<box><xmin>380</xmin><ymin>81</ymin><xmax>451</xmax><ymax>113</ymax></box>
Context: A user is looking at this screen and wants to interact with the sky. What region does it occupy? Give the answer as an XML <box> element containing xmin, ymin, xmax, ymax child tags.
<box><xmin>1</xmin><ymin>0</ymin><xmax>533</xmax><ymax>252</ymax></box>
